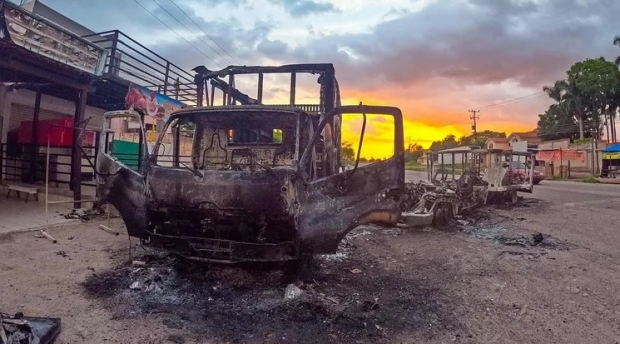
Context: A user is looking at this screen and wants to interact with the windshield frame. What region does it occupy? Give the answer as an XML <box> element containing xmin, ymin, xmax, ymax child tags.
<box><xmin>151</xmin><ymin>109</ymin><xmax>310</xmax><ymax>169</ymax></box>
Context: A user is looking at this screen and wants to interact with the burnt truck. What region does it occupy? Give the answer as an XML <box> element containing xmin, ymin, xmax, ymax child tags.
<box><xmin>96</xmin><ymin>64</ymin><xmax>405</xmax><ymax>263</ymax></box>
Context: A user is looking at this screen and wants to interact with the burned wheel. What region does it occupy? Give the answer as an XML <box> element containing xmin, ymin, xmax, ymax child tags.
<box><xmin>509</xmin><ymin>189</ymin><xmax>518</xmax><ymax>204</ymax></box>
<box><xmin>433</xmin><ymin>202</ymin><xmax>454</xmax><ymax>226</ymax></box>
<box><xmin>487</xmin><ymin>192</ymin><xmax>498</xmax><ymax>204</ymax></box>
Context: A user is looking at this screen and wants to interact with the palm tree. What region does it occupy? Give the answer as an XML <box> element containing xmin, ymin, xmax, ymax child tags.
<box><xmin>543</xmin><ymin>80</ymin><xmax>586</xmax><ymax>139</ymax></box>
<box><xmin>614</xmin><ymin>35</ymin><xmax>620</xmax><ymax>66</ymax></box>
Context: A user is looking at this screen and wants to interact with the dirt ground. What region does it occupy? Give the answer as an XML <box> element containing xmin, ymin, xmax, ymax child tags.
<box><xmin>1</xmin><ymin>198</ymin><xmax>620</xmax><ymax>344</ymax></box>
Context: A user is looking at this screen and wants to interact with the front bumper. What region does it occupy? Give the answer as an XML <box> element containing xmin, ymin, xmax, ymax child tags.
<box><xmin>142</xmin><ymin>231</ymin><xmax>299</xmax><ymax>264</ymax></box>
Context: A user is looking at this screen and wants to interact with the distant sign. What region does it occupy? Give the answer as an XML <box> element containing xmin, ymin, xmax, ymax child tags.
<box><xmin>0</xmin><ymin>0</ymin><xmax>105</xmax><ymax>74</ymax></box>
<box><xmin>125</xmin><ymin>83</ymin><xmax>183</xmax><ymax>123</ymax></box>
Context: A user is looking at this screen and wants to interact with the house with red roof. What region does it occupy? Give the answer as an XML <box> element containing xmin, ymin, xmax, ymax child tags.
<box><xmin>485</xmin><ymin>137</ymin><xmax>510</xmax><ymax>150</ymax></box>
<box><xmin>485</xmin><ymin>129</ymin><xmax>541</xmax><ymax>151</ymax></box>
<box><xmin>507</xmin><ymin>130</ymin><xmax>542</xmax><ymax>147</ymax></box>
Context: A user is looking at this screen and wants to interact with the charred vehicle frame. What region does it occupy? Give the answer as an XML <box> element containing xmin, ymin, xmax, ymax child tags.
<box><xmin>96</xmin><ymin>64</ymin><xmax>405</xmax><ymax>264</ymax></box>
<box><xmin>426</xmin><ymin>147</ymin><xmax>536</xmax><ymax>205</ymax></box>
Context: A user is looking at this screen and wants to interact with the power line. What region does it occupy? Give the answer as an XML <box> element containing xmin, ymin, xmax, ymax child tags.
<box><xmin>148</xmin><ymin>0</ymin><xmax>257</xmax><ymax>98</ymax></box>
<box><xmin>133</xmin><ymin>0</ymin><xmax>264</xmax><ymax>103</ymax></box>
<box><xmin>150</xmin><ymin>0</ymin><xmax>228</xmax><ymax>67</ymax></box>
<box><xmin>471</xmin><ymin>63</ymin><xmax>620</xmax><ymax>111</ymax></box>
<box><xmin>166</xmin><ymin>0</ymin><xmax>242</xmax><ymax>66</ymax></box>
<box><xmin>153</xmin><ymin>0</ymin><xmax>286</xmax><ymax>104</ymax></box>
<box><xmin>131</xmin><ymin>0</ymin><xmax>218</xmax><ymax>66</ymax></box>
<box><xmin>473</xmin><ymin>91</ymin><xmax>547</xmax><ymax>111</ymax></box>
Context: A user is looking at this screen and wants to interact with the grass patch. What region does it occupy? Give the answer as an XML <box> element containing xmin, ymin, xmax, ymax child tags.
<box><xmin>580</xmin><ymin>177</ymin><xmax>600</xmax><ymax>183</ymax></box>
<box><xmin>405</xmin><ymin>161</ymin><xmax>427</xmax><ymax>171</ymax></box>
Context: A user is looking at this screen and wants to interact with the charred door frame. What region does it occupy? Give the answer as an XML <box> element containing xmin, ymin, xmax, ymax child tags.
<box><xmin>97</xmin><ymin>110</ymin><xmax>150</xmax><ymax>175</ymax></box>
<box><xmin>295</xmin><ymin>104</ymin><xmax>405</xmax><ymax>254</ymax></box>
<box><xmin>299</xmin><ymin>104</ymin><xmax>405</xmax><ymax>183</ymax></box>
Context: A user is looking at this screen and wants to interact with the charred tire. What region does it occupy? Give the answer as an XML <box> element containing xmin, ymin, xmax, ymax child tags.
<box><xmin>509</xmin><ymin>189</ymin><xmax>518</xmax><ymax>204</ymax></box>
<box><xmin>433</xmin><ymin>202</ymin><xmax>454</xmax><ymax>226</ymax></box>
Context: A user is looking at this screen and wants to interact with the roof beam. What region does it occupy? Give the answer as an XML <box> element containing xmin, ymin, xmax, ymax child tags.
<box><xmin>0</xmin><ymin>55</ymin><xmax>92</xmax><ymax>91</ymax></box>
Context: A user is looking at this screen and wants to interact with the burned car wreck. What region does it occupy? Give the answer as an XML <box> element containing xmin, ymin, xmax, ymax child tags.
<box><xmin>401</xmin><ymin>147</ymin><xmax>537</xmax><ymax>227</ymax></box>
<box><xmin>96</xmin><ymin>64</ymin><xmax>405</xmax><ymax>264</ymax></box>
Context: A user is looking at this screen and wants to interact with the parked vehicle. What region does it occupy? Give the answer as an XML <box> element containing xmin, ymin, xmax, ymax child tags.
<box><xmin>508</xmin><ymin>161</ymin><xmax>545</xmax><ymax>185</ymax></box>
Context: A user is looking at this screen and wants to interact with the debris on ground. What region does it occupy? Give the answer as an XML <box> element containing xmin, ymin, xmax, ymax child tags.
<box><xmin>284</xmin><ymin>284</ymin><xmax>302</xmax><ymax>300</ymax></box>
<box><xmin>132</xmin><ymin>260</ymin><xmax>146</xmax><ymax>267</ymax></box>
<box><xmin>38</xmin><ymin>230</ymin><xmax>57</xmax><ymax>244</ymax></box>
<box><xmin>98</xmin><ymin>224</ymin><xmax>120</xmax><ymax>236</ymax></box>
<box><xmin>455</xmin><ymin>209</ymin><xmax>572</xmax><ymax>251</ymax></box>
<box><xmin>54</xmin><ymin>250</ymin><xmax>68</xmax><ymax>258</ymax></box>
<box><xmin>493</xmin><ymin>197</ymin><xmax>540</xmax><ymax>210</ymax></box>
<box><xmin>60</xmin><ymin>208</ymin><xmax>103</xmax><ymax>222</ymax></box>
<box><xmin>0</xmin><ymin>312</ymin><xmax>61</xmax><ymax>344</ymax></box>
<box><xmin>82</xmin><ymin>245</ymin><xmax>453</xmax><ymax>343</ymax></box>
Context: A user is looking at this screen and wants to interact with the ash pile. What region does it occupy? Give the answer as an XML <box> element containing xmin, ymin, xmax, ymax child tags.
<box><xmin>82</xmin><ymin>245</ymin><xmax>451</xmax><ymax>343</ymax></box>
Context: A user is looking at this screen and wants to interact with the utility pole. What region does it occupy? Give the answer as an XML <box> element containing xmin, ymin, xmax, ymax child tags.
<box><xmin>468</xmin><ymin>109</ymin><xmax>480</xmax><ymax>140</ymax></box>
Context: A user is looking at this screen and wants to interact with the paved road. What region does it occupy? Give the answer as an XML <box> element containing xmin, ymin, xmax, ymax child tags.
<box><xmin>404</xmin><ymin>169</ymin><xmax>620</xmax><ymax>205</ymax></box>
<box><xmin>529</xmin><ymin>179</ymin><xmax>620</xmax><ymax>205</ymax></box>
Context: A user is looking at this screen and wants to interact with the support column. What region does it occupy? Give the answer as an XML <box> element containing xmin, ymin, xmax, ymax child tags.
<box><xmin>0</xmin><ymin>84</ymin><xmax>10</xmax><ymax>143</ymax></box>
<box><xmin>28</xmin><ymin>88</ymin><xmax>42</xmax><ymax>182</ymax></box>
<box><xmin>71</xmin><ymin>89</ymin><xmax>88</xmax><ymax>208</ymax></box>
<box><xmin>0</xmin><ymin>84</ymin><xmax>11</xmax><ymax>181</ymax></box>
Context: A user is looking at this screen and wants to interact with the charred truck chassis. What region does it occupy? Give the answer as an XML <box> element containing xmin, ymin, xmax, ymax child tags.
<box><xmin>482</xmin><ymin>149</ymin><xmax>535</xmax><ymax>205</ymax></box>
<box><xmin>96</xmin><ymin>64</ymin><xmax>405</xmax><ymax>264</ymax></box>
<box><xmin>401</xmin><ymin>148</ymin><xmax>536</xmax><ymax>227</ymax></box>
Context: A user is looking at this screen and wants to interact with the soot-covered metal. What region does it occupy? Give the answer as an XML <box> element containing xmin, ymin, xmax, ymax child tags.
<box><xmin>96</xmin><ymin>104</ymin><xmax>405</xmax><ymax>264</ymax></box>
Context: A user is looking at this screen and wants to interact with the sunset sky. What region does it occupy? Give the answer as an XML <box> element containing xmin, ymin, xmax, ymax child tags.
<box><xmin>28</xmin><ymin>0</ymin><xmax>620</xmax><ymax>158</ymax></box>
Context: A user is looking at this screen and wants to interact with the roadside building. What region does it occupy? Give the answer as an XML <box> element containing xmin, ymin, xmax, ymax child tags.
<box><xmin>0</xmin><ymin>0</ymin><xmax>197</xmax><ymax>205</ymax></box>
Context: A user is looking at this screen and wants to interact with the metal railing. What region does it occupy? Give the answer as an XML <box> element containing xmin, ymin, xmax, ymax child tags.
<box><xmin>0</xmin><ymin>144</ymin><xmax>194</xmax><ymax>190</ymax></box>
<box><xmin>267</xmin><ymin>104</ymin><xmax>321</xmax><ymax>114</ymax></box>
<box><xmin>82</xmin><ymin>30</ymin><xmax>198</xmax><ymax>105</ymax></box>
<box><xmin>0</xmin><ymin>143</ymin><xmax>98</xmax><ymax>188</ymax></box>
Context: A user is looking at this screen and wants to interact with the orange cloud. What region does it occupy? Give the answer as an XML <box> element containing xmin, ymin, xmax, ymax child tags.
<box><xmin>337</xmin><ymin>88</ymin><xmax>538</xmax><ymax>158</ymax></box>
<box><xmin>264</xmin><ymin>83</ymin><xmax>539</xmax><ymax>159</ymax></box>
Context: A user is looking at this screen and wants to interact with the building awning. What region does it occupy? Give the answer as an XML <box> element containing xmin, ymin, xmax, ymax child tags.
<box><xmin>602</xmin><ymin>143</ymin><xmax>620</xmax><ymax>153</ymax></box>
<box><xmin>603</xmin><ymin>152</ymin><xmax>620</xmax><ymax>160</ymax></box>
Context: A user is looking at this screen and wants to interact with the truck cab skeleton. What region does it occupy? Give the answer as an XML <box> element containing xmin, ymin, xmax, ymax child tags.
<box><xmin>96</xmin><ymin>64</ymin><xmax>405</xmax><ymax>263</ymax></box>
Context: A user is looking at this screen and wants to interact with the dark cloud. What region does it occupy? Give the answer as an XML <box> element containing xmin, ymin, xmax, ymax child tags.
<box><xmin>256</xmin><ymin>39</ymin><xmax>289</xmax><ymax>56</ymax></box>
<box><xmin>258</xmin><ymin>0</ymin><xmax>620</xmax><ymax>93</ymax></box>
<box><xmin>31</xmin><ymin>0</ymin><xmax>276</xmax><ymax>68</ymax></box>
<box><xmin>268</xmin><ymin>0</ymin><xmax>337</xmax><ymax>17</ymax></box>
<box><xmin>34</xmin><ymin>0</ymin><xmax>245</xmax><ymax>34</ymax></box>
<box><xmin>28</xmin><ymin>0</ymin><xmax>620</xmax><ymax>106</ymax></box>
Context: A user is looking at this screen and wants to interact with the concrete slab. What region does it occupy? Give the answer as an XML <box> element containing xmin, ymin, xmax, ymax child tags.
<box><xmin>0</xmin><ymin>191</ymin><xmax>77</xmax><ymax>234</ymax></box>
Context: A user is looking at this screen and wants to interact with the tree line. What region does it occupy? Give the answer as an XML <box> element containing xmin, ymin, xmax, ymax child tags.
<box><xmin>340</xmin><ymin>130</ymin><xmax>507</xmax><ymax>165</ymax></box>
<box><xmin>404</xmin><ymin>130</ymin><xmax>506</xmax><ymax>162</ymax></box>
<box><xmin>537</xmin><ymin>36</ymin><xmax>620</xmax><ymax>142</ymax></box>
